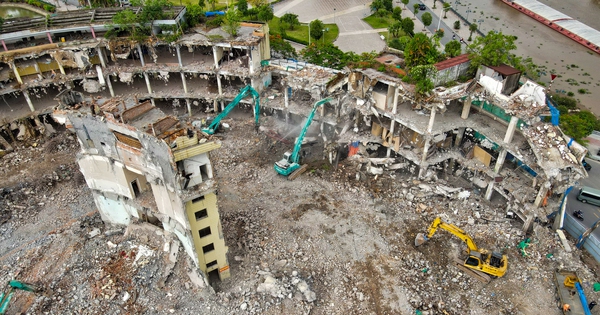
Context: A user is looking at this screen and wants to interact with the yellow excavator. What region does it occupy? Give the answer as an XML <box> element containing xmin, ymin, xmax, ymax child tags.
<box><xmin>415</xmin><ymin>217</ymin><xmax>508</xmax><ymax>283</ymax></box>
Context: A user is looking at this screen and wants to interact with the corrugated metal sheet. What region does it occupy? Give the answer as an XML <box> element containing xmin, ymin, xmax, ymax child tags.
<box><xmin>175</xmin><ymin>135</ymin><xmax>199</xmax><ymax>149</ymax></box>
<box><xmin>113</xmin><ymin>131</ymin><xmax>142</xmax><ymax>149</ymax></box>
<box><xmin>173</xmin><ymin>141</ymin><xmax>221</xmax><ymax>162</ymax></box>
<box><xmin>514</xmin><ymin>0</ymin><xmax>569</xmax><ymax>20</ymax></box>
<box><xmin>555</xmin><ymin>20</ymin><xmax>600</xmax><ymax>44</ymax></box>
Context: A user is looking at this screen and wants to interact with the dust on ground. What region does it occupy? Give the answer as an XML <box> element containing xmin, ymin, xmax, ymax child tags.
<box><xmin>1</xmin><ymin>112</ymin><xmax>600</xmax><ymax>314</ymax></box>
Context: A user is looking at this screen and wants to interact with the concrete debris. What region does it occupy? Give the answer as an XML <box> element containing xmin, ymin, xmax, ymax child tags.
<box><xmin>119</xmin><ymin>72</ymin><xmax>134</xmax><ymax>83</ymax></box>
<box><xmin>82</xmin><ymin>80</ymin><xmax>102</xmax><ymax>93</ymax></box>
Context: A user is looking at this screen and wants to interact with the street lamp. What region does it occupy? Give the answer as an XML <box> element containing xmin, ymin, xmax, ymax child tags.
<box><xmin>437</xmin><ymin>6</ymin><xmax>444</xmax><ymax>31</ymax></box>
<box><xmin>478</xmin><ymin>19</ymin><xmax>484</xmax><ymax>32</ymax></box>
<box><xmin>466</xmin><ymin>8</ymin><xmax>471</xmax><ymax>22</ymax></box>
<box><xmin>334</xmin><ymin>8</ymin><xmax>336</xmax><ymax>24</ymax></box>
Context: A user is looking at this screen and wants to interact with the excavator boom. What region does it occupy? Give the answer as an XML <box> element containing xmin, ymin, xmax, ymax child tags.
<box><xmin>202</xmin><ymin>85</ymin><xmax>260</xmax><ymax>135</ymax></box>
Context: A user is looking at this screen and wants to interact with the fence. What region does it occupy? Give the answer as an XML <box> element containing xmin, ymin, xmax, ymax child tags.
<box><xmin>563</xmin><ymin>212</ymin><xmax>600</xmax><ymax>262</ymax></box>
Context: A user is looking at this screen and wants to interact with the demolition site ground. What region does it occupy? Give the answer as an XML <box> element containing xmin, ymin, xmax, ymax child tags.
<box><xmin>1</xmin><ymin>110</ymin><xmax>600</xmax><ymax>315</ymax></box>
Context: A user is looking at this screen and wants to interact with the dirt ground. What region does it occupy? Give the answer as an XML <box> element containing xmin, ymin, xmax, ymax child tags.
<box><xmin>1</xmin><ymin>112</ymin><xmax>600</xmax><ymax>314</ymax></box>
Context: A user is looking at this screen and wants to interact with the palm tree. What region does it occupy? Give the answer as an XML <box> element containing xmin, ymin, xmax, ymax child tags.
<box><xmin>468</xmin><ymin>23</ymin><xmax>477</xmax><ymax>41</ymax></box>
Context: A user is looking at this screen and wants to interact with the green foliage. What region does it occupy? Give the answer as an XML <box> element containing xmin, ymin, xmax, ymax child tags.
<box><xmin>376</xmin><ymin>8</ymin><xmax>389</xmax><ymax>18</ymax></box>
<box><xmin>236</xmin><ymin>0</ymin><xmax>248</xmax><ymax>13</ymax></box>
<box><xmin>408</xmin><ymin>65</ymin><xmax>438</xmax><ymax>95</ymax></box>
<box><xmin>401</xmin><ymin>0</ymin><xmax>409</xmax><ymax>9</ymax></box>
<box><xmin>301</xmin><ymin>43</ymin><xmax>352</xmax><ymax>70</ymax></box>
<box><xmin>309</xmin><ymin>19</ymin><xmax>325</xmax><ymax>40</ymax></box>
<box><xmin>223</xmin><ymin>7</ymin><xmax>241</xmax><ymax>36</ymax></box>
<box><xmin>206</xmin><ymin>15</ymin><xmax>224</xmax><ymax>27</ymax></box>
<box><xmin>392</xmin><ymin>7</ymin><xmax>402</xmax><ymax>21</ymax></box>
<box><xmin>468</xmin><ymin>23</ymin><xmax>477</xmax><ymax>41</ymax></box>
<box><xmin>197</xmin><ymin>0</ymin><xmax>204</xmax><ymax>8</ymax></box>
<box><xmin>467</xmin><ymin>31</ymin><xmax>516</xmax><ymax>69</ymax></box>
<box><xmin>421</xmin><ymin>12</ymin><xmax>432</xmax><ymax>27</ymax></box>
<box><xmin>388</xmin><ymin>22</ymin><xmax>402</xmax><ymax>38</ymax></box>
<box><xmin>281</xmin><ymin>13</ymin><xmax>300</xmax><ymax>30</ymax></box>
<box><xmin>257</xmin><ymin>4</ymin><xmax>274</xmax><ymax>22</ymax></box>
<box><xmin>371</xmin><ymin>0</ymin><xmax>393</xmax><ymax>12</ymax></box>
<box><xmin>413</xmin><ymin>3</ymin><xmax>419</xmax><ymax>14</ymax></box>
<box><xmin>207</xmin><ymin>0</ymin><xmax>216</xmax><ymax>10</ymax></box>
<box><xmin>401</xmin><ymin>17</ymin><xmax>414</xmax><ymax>36</ymax></box>
<box><xmin>445</xmin><ymin>40</ymin><xmax>462</xmax><ymax>57</ymax></box>
<box><xmin>453</xmin><ymin>20</ymin><xmax>460</xmax><ymax>30</ymax></box>
<box><xmin>269</xmin><ymin>34</ymin><xmax>298</xmax><ymax>59</ymax></box>
<box><xmin>510</xmin><ymin>56</ymin><xmax>539</xmax><ymax>80</ymax></box>
<box><xmin>185</xmin><ymin>4</ymin><xmax>205</xmax><ymax>27</ymax></box>
<box><xmin>404</xmin><ymin>33</ymin><xmax>438</xmax><ymax>67</ymax></box>
<box><xmin>389</xmin><ymin>36</ymin><xmax>411</xmax><ymax>50</ymax></box>
<box><xmin>140</xmin><ymin>0</ymin><xmax>172</xmax><ymax>22</ymax></box>
<box><xmin>442</xmin><ymin>2</ymin><xmax>451</xmax><ymax>18</ymax></box>
<box><xmin>112</xmin><ymin>9</ymin><xmax>150</xmax><ymax>41</ymax></box>
<box><xmin>560</xmin><ymin>111</ymin><xmax>598</xmax><ymax>143</ymax></box>
<box><xmin>20</xmin><ymin>0</ymin><xmax>55</xmax><ymax>12</ymax></box>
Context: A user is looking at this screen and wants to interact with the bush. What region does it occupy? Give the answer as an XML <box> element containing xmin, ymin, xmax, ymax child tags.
<box><xmin>206</xmin><ymin>16</ymin><xmax>224</xmax><ymax>28</ymax></box>
<box><xmin>453</xmin><ymin>20</ymin><xmax>460</xmax><ymax>30</ymax></box>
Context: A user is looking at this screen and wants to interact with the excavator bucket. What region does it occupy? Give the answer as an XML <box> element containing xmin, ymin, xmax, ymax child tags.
<box><xmin>415</xmin><ymin>233</ymin><xmax>428</xmax><ymax>247</ymax></box>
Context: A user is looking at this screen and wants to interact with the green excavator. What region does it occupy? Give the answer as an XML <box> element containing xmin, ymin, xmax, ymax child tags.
<box><xmin>1</xmin><ymin>280</ymin><xmax>39</xmax><ymax>314</ymax></box>
<box><xmin>202</xmin><ymin>85</ymin><xmax>260</xmax><ymax>135</ymax></box>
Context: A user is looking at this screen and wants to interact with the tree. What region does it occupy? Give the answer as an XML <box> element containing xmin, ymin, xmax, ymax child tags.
<box><xmin>376</xmin><ymin>8</ymin><xmax>388</xmax><ymax>19</ymax></box>
<box><xmin>392</xmin><ymin>7</ymin><xmax>402</xmax><ymax>21</ymax></box>
<box><xmin>404</xmin><ymin>33</ymin><xmax>438</xmax><ymax>67</ymax></box>
<box><xmin>388</xmin><ymin>21</ymin><xmax>402</xmax><ymax>38</ymax></box>
<box><xmin>270</xmin><ymin>34</ymin><xmax>298</xmax><ymax>59</ymax></box>
<box><xmin>257</xmin><ymin>4</ymin><xmax>274</xmax><ymax>22</ymax></box>
<box><xmin>301</xmin><ymin>43</ymin><xmax>351</xmax><ymax>70</ymax></box>
<box><xmin>445</xmin><ymin>40</ymin><xmax>462</xmax><ymax>57</ymax></box>
<box><xmin>309</xmin><ymin>19</ymin><xmax>325</xmax><ymax>41</ymax></box>
<box><xmin>197</xmin><ymin>0</ymin><xmax>205</xmax><ymax>9</ymax></box>
<box><xmin>140</xmin><ymin>0</ymin><xmax>171</xmax><ymax>23</ymax></box>
<box><xmin>401</xmin><ymin>17</ymin><xmax>414</xmax><ymax>36</ymax></box>
<box><xmin>422</xmin><ymin>12</ymin><xmax>432</xmax><ymax>28</ymax></box>
<box><xmin>402</xmin><ymin>0</ymin><xmax>409</xmax><ymax>9</ymax></box>
<box><xmin>560</xmin><ymin>111</ymin><xmax>598</xmax><ymax>143</ymax></box>
<box><xmin>223</xmin><ymin>7</ymin><xmax>241</xmax><ymax>36</ymax></box>
<box><xmin>111</xmin><ymin>9</ymin><xmax>149</xmax><ymax>41</ymax></box>
<box><xmin>468</xmin><ymin>23</ymin><xmax>477</xmax><ymax>41</ymax></box>
<box><xmin>453</xmin><ymin>20</ymin><xmax>460</xmax><ymax>30</ymax></box>
<box><xmin>433</xmin><ymin>0</ymin><xmax>437</xmax><ymax>9</ymax></box>
<box><xmin>383</xmin><ymin>0</ymin><xmax>393</xmax><ymax>11</ymax></box>
<box><xmin>185</xmin><ymin>4</ymin><xmax>204</xmax><ymax>27</ymax></box>
<box><xmin>207</xmin><ymin>0</ymin><xmax>216</xmax><ymax>11</ymax></box>
<box><xmin>237</xmin><ymin>0</ymin><xmax>248</xmax><ymax>14</ymax></box>
<box><xmin>281</xmin><ymin>13</ymin><xmax>300</xmax><ymax>30</ymax></box>
<box><xmin>443</xmin><ymin>2</ymin><xmax>451</xmax><ymax>18</ymax></box>
<box><xmin>413</xmin><ymin>3</ymin><xmax>419</xmax><ymax>14</ymax></box>
<box><xmin>371</xmin><ymin>0</ymin><xmax>384</xmax><ymax>12</ymax></box>
<box><xmin>389</xmin><ymin>36</ymin><xmax>411</xmax><ymax>50</ymax></box>
<box><xmin>467</xmin><ymin>31</ymin><xmax>516</xmax><ymax>68</ymax></box>
<box><xmin>409</xmin><ymin>64</ymin><xmax>438</xmax><ymax>95</ymax></box>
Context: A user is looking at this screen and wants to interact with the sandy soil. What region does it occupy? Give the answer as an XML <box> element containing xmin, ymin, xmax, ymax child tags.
<box><xmin>452</xmin><ymin>0</ymin><xmax>600</xmax><ymax>114</ymax></box>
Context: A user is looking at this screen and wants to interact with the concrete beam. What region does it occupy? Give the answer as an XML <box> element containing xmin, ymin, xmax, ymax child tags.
<box><xmin>504</xmin><ymin>116</ymin><xmax>519</xmax><ymax>144</ymax></box>
<box><xmin>494</xmin><ymin>149</ymin><xmax>508</xmax><ymax>173</ymax></box>
<box><xmin>419</xmin><ymin>107</ymin><xmax>437</xmax><ymax>178</ymax></box>
<box><xmin>137</xmin><ymin>44</ymin><xmax>145</xmax><ymax>67</ymax></box>
<box><xmin>11</xmin><ymin>62</ymin><xmax>22</xmax><ymax>84</ymax></box>
<box><xmin>176</xmin><ymin>45</ymin><xmax>183</xmax><ymax>67</ymax></box>
<box><xmin>181</xmin><ymin>72</ymin><xmax>188</xmax><ymax>94</ymax></box>
<box><xmin>461</xmin><ymin>100</ymin><xmax>471</xmax><ymax>119</ymax></box>
<box><xmin>97</xmin><ymin>46</ymin><xmax>107</xmax><ymax>68</ymax></box>
<box><xmin>106</xmin><ymin>74</ymin><xmax>115</xmax><ymax>97</ymax></box>
<box><xmin>143</xmin><ymin>72</ymin><xmax>152</xmax><ymax>94</ymax></box>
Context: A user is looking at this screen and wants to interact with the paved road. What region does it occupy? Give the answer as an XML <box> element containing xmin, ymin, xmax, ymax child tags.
<box><xmin>566</xmin><ymin>158</ymin><xmax>600</xmax><ymax>239</ymax></box>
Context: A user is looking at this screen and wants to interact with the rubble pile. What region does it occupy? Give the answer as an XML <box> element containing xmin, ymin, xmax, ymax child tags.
<box><xmin>1</xmin><ymin>116</ymin><xmax>599</xmax><ymax>315</ymax></box>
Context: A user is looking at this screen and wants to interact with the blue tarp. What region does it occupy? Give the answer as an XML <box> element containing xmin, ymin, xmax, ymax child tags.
<box><xmin>546</xmin><ymin>97</ymin><xmax>560</xmax><ymax>126</ymax></box>
<box><xmin>205</xmin><ymin>11</ymin><xmax>225</xmax><ymax>17</ymax></box>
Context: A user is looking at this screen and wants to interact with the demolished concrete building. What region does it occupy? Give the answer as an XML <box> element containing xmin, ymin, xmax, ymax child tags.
<box><xmin>0</xmin><ymin>8</ymin><xmax>589</xmax><ymax>283</ymax></box>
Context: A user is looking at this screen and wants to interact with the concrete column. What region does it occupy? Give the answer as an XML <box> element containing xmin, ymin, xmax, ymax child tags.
<box><xmin>137</xmin><ymin>44</ymin><xmax>145</xmax><ymax>67</ymax></box>
<box><xmin>387</xmin><ymin>87</ymin><xmax>400</xmax><ymax>157</ymax></box>
<box><xmin>216</xmin><ymin>74</ymin><xmax>223</xmax><ymax>96</ymax></box>
<box><xmin>181</xmin><ymin>72</ymin><xmax>188</xmax><ymax>94</ymax></box>
<box><xmin>47</xmin><ymin>32</ymin><xmax>53</xmax><ymax>44</ymax></box>
<box><xmin>284</xmin><ymin>85</ymin><xmax>289</xmax><ymax>108</ymax></box>
<box><xmin>494</xmin><ymin>149</ymin><xmax>508</xmax><ymax>173</ymax></box>
<box><xmin>504</xmin><ymin>116</ymin><xmax>519</xmax><ymax>143</ymax></box>
<box><xmin>213</xmin><ymin>99</ymin><xmax>219</xmax><ymax>113</ymax></box>
<box><xmin>106</xmin><ymin>74</ymin><xmax>115</xmax><ymax>97</ymax></box>
<box><xmin>90</xmin><ymin>26</ymin><xmax>96</xmax><ymax>39</ymax></box>
<box><xmin>461</xmin><ymin>100</ymin><xmax>471</xmax><ymax>119</ymax></box>
<box><xmin>10</xmin><ymin>62</ymin><xmax>22</xmax><ymax>84</ymax></box>
<box><xmin>454</xmin><ymin>127</ymin><xmax>465</xmax><ymax>147</ymax></box>
<box><xmin>213</xmin><ymin>46</ymin><xmax>220</xmax><ymax>69</ymax></box>
<box><xmin>186</xmin><ymin>99</ymin><xmax>192</xmax><ymax>117</ymax></box>
<box><xmin>143</xmin><ymin>72</ymin><xmax>152</xmax><ymax>94</ymax></box>
<box><xmin>23</xmin><ymin>90</ymin><xmax>35</xmax><ymax>112</ymax></box>
<box><xmin>419</xmin><ymin>107</ymin><xmax>437</xmax><ymax>178</ymax></box>
<box><xmin>1</xmin><ymin>40</ymin><xmax>7</xmax><ymax>52</ymax></box>
<box><xmin>97</xmin><ymin>47</ymin><xmax>107</xmax><ymax>68</ymax></box>
<box><xmin>176</xmin><ymin>45</ymin><xmax>183</xmax><ymax>67</ymax></box>
<box><xmin>485</xmin><ymin>181</ymin><xmax>494</xmax><ymax>200</ymax></box>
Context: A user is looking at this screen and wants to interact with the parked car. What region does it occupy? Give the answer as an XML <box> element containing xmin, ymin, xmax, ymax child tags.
<box><xmin>583</xmin><ymin>159</ymin><xmax>591</xmax><ymax>171</ymax></box>
<box><xmin>419</xmin><ymin>4</ymin><xmax>427</xmax><ymax>10</ymax></box>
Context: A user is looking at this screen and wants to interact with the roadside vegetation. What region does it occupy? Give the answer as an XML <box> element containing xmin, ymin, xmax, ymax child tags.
<box><xmin>549</xmin><ymin>94</ymin><xmax>600</xmax><ymax>144</ymax></box>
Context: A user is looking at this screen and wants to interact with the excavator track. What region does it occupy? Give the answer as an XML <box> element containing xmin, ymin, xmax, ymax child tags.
<box><xmin>453</xmin><ymin>258</ymin><xmax>492</xmax><ymax>284</ymax></box>
<box><xmin>288</xmin><ymin>164</ymin><xmax>309</xmax><ymax>180</ymax></box>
